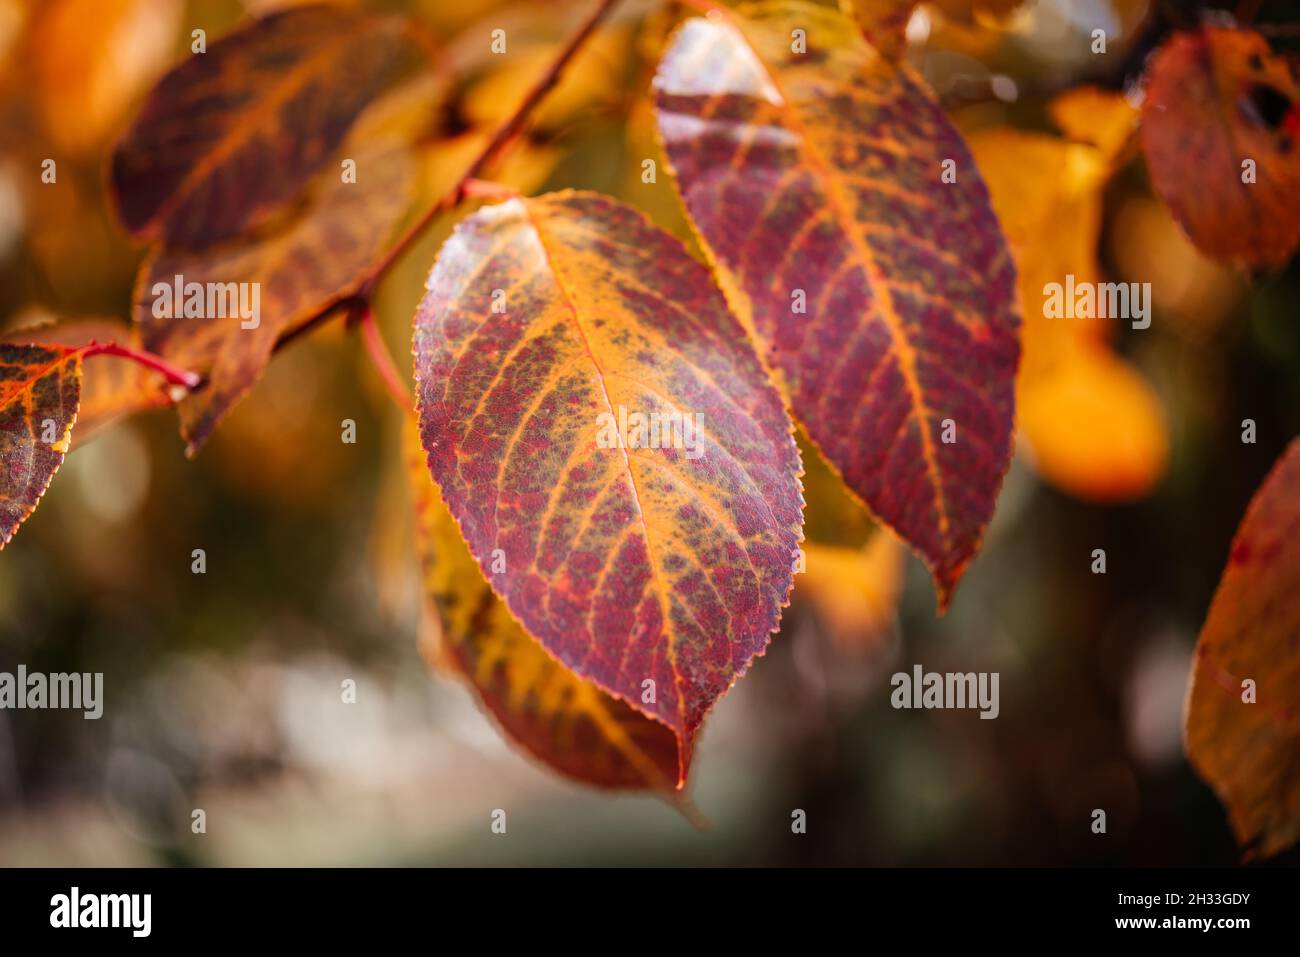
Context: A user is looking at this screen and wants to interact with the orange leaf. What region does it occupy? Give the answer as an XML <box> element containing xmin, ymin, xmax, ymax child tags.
<box><xmin>1049</xmin><ymin>84</ymin><xmax>1139</xmax><ymax>165</ymax></box>
<box><xmin>798</xmin><ymin>531</ymin><xmax>905</xmax><ymax>652</ymax></box>
<box><xmin>29</xmin><ymin>0</ymin><xmax>182</xmax><ymax>156</ymax></box>
<box><xmin>405</xmin><ymin>423</ymin><xmax>680</xmax><ymax>792</ymax></box>
<box><xmin>110</xmin><ymin>4</ymin><xmax>432</xmax><ymax>248</ymax></box>
<box><xmin>1186</xmin><ymin>439</ymin><xmax>1300</xmax><ymax>859</ymax></box>
<box><xmin>1018</xmin><ymin>343</ymin><xmax>1167</xmax><ymax>503</ymax></box>
<box><xmin>969</xmin><ymin>123</ymin><xmax>1170</xmax><ymax>502</ymax></box>
<box><xmin>1141</xmin><ymin>26</ymin><xmax>1300</xmax><ymax>269</ymax></box>
<box><xmin>0</xmin><ymin>343</ymin><xmax>81</xmax><ymax>548</ymax></box>
<box><xmin>654</xmin><ymin>1</ymin><xmax>1020</xmax><ymax>608</ymax></box>
<box><xmin>412</xmin><ymin>190</ymin><xmax>804</xmax><ymax>779</ymax></box>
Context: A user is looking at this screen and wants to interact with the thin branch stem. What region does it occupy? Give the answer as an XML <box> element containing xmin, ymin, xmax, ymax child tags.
<box><xmin>356</xmin><ymin>305</ymin><xmax>413</xmax><ymax>414</ymax></box>
<box><xmin>271</xmin><ymin>0</ymin><xmax>621</xmax><ymax>356</ymax></box>
<box><xmin>80</xmin><ymin>341</ymin><xmax>201</xmax><ymax>390</ymax></box>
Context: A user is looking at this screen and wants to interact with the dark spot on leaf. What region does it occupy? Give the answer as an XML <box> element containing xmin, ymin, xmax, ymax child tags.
<box><xmin>1242</xmin><ymin>84</ymin><xmax>1292</xmax><ymax>130</ymax></box>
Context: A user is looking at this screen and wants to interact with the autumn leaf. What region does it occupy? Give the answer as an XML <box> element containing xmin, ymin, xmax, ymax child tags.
<box><xmin>133</xmin><ymin>80</ymin><xmax>434</xmax><ymax>454</ymax></box>
<box><xmin>29</xmin><ymin>0</ymin><xmax>182</xmax><ymax>156</ymax></box>
<box><xmin>405</xmin><ymin>423</ymin><xmax>680</xmax><ymax>791</ymax></box>
<box><xmin>1048</xmin><ymin>85</ymin><xmax>1139</xmax><ymax>165</ymax></box>
<box><xmin>6</xmin><ymin>319</ymin><xmax>171</xmax><ymax>444</ymax></box>
<box><xmin>1186</xmin><ymin>439</ymin><xmax>1300</xmax><ymax>860</ymax></box>
<box><xmin>0</xmin><ymin>343</ymin><xmax>81</xmax><ymax>548</ymax></box>
<box><xmin>1141</xmin><ymin>26</ymin><xmax>1300</xmax><ymax>270</ymax></box>
<box><xmin>413</xmin><ymin>190</ymin><xmax>804</xmax><ymax>775</ymax></box>
<box><xmin>110</xmin><ymin>3</ymin><xmax>433</xmax><ymax>248</ymax></box>
<box><xmin>1017</xmin><ymin>342</ymin><xmax>1167</xmax><ymax>502</ymax></box>
<box><xmin>654</xmin><ymin>1</ymin><xmax>1020</xmax><ymax>608</ymax></box>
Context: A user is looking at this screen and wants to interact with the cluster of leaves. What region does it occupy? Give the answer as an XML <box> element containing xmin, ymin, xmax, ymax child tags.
<box><xmin>2</xmin><ymin>0</ymin><xmax>1299</xmax><ymax>854</ymax></box>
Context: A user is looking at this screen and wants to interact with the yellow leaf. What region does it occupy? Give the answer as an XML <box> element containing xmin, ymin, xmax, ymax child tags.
<box><xmin>1018</xmin><ymin>343</ymin><xmax>1168</xmax><ymax>503</ymax></box>
<box><xmin>799</xmin><ymin>532</ymin><xmax>905</xmax><ymax>652</ymax></box>
<box><xmin>404</xmin><ymin>422</ymin><xmax>681</xmax><ymax>793</ymax></box>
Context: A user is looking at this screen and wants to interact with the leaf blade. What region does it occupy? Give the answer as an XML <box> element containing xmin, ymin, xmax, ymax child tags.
<box><xmin>110</xmin><ymin>4</ymin><xmax>431</xmax><ymax>248</ymax></box>
<box><xmin>1140</xmin><ymin>26</ymin><xmax>1300</xmax><ymax>270</ymax></box>
<box><xmin>413</xmin><ymin>190</ymin><xmax>804</xmax><ymax>768</ymax></box>
<box><xmin>133</xmin><ymin>87</ymin><xmax>427</xmax><ymax>454</ymax></box>
<box><xmin>406</xmin><ymin>424</ymin><xmax>681</xmax><ymax>792</ymax></box>
<box><xmin>1186</xmin><ymin>439</ymin><xmax>1300</xmax><ymax>859</ymax></box>
<box><xmin>0</xmin><ymin>344</ymin><xmax>82</xmax><ymax>549</ymax></box>
<box><xmin>653</xmin><ymin>1</ymin><xmax>1019</xmax><ymax>607</ymax></box>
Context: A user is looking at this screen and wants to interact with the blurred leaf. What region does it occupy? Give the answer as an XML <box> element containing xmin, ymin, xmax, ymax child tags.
<box><xmin>412</xmin><ymin>190</ymin><xmax>804</xmax><ymax>780</ymax></box>
<box><xmin>798</xmin><ymin>531</ymin><xmax>905</xmax><ymax>652</ymax></box>
<box><xmin>405</xmin><ymin>423</ymin><xmax>680</xmax><ymax>792</ymax></box>
<box><xmin>1048</xmin><ymin>84</ymin><xmax>1138</xmax><ymax>164</ymax></box>
<box><xmin>460</xmin><ymin>28</ymin><xmax>629</xmax><ymax>131</ymax></box>
<box><xmin>1186</xmin><ymin>438</ymin><xmax>1300</xmax><ymax>860</ymax></box>
<box><xmin>1017</xmin><ymin>342</ymin><xmax>1167</xmax><ymax>502</ymax></box>
<box><xmin>838</xmin><ymin>0</ymin><xmax>917</xmax><ymax>59</ymax></box>
<box><xmin>0</xmin><ymin>343</ymin><xmax>81</xmax><ymax>548</ymax></box>
<box><xmin>134</xmin><ymin>79</ymin><xmax>436</xmax><ymax>454</ymax></box>
<box><xmin>1141</xmin><ymin>26</ymin><xmax>1300</xmax><ymax>270</ymax></box>
<box><xmin>29</xmin><ymin>0</ymin><xmax>182</xmax><ymax>156</ymax></box>
<box><xmin>970</xmin><ymin>121</ymin><xmax>1169</xmax><ymax>502</ymax></box>
<box><xmin>655</xmin><ymin>0</ymin><xmax>1019</xmax><ymax>608</ymax></box>
<box><xmin>110</xmin><ymin>4</ymin><xmax>433</xmax><ymax>248</ymax></box>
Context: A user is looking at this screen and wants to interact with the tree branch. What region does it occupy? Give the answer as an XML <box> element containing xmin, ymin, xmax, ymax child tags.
<box><xmin>272</xmin><ymin>0</ymin><xmax>621</xmax><ymax>356</ymax></box>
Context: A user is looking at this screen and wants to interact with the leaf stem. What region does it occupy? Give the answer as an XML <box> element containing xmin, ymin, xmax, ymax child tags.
<box><xmin>355</xmin><ymin>305</ymin><xmax>413</xmax><ymax>414</ymax></box>
<box><xmin>80</xmin><ymin>341</ymin><xmax>202</xmax><ymax>390</ymax></box>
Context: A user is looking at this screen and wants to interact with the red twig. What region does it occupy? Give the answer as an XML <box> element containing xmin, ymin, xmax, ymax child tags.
<box><xmin>356</xmin><ymin>306</ymin><xmax>413</xmax><ymax>414</ymax></box>
<box><xmin>80</xmin><ymin>341</ymin><xmax>201</xmax><ymax>390</ymax></box>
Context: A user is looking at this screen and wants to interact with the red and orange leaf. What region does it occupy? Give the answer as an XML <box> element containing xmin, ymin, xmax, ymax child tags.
<box><xmin>134</xmin><ymin>109</ymin><xmax>422</xmax><ymax>455</ymax></box>
<box><xmin>0</xmin><ymin>344</ymin><xmax>82</xmax><ymax>548</ymax></box>
<box><xmin>413</xmin><ymin>190</ymin><xmax>804</xmax><ymax>778</ymax></box>
<box><xmin>405</xmin><ymin>424</ymin><xmax>680</xmax><ymax>791</ymax></box>
<box><xmin>110</xmin><ymin>3</ymin><xmax>432</xmax><ymax>248</ymax></box>
<box><xmin>654</xmin><ymin>1</ymin><xmax>1019</xmax><ymax>608</ymax></box>
<box><xmin>6</xmin><ymin>319</ymin><xmax>171</xmax><ymax>444</ymax></box>
<box><xmin>1186</xmin><ymin>439</ymin><xmax>1300</xmax><ymax>860</ymax></box>
<box><xmin>1141</xmin><ymin>26</ymin><xmax>1300</xmax><ymax>270</ymax></box>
